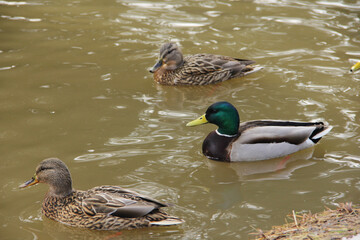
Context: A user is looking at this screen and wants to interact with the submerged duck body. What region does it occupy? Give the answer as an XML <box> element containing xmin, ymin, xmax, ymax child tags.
<box><xmin>187</xmin><ymin>102</ymin><xmax>332</xmax><ymax>162</ymax></box>
<box><xmin>20</xmin><ymin>158</ymin><xmax>183</xmax><ymax>230</ymax></box>
<box><xmin>150</xmin><ymin>43</ymin><xmax>260</xmax><ymax>85</ymax></box>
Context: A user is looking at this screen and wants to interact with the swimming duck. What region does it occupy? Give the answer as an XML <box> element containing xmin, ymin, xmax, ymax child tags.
<box><xmin>19</xmin><ymin>158</ymin><xmax>184</xmax><ymax>230</ymax></box>
<box><xmin>149</xmin><ymin>42</ymin><xmax>261</xmax><ymax>85</ymax></box>
<box><xmin>350</xmin><ymin>61</ymin><xmax>360</xmax><ymax>72</ymax></box>
<box><xmin>186</xmin><ymin>102</ymin><xmax>332</xmax><ymax>162</ymax></box>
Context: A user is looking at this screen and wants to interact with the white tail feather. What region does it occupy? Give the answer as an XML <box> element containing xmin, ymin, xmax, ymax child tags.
<box><xmin>244</xmin><ymin>66</ymin><xmax>263</xmax><ymax>76</ymax></box>
<box><xmin>150</xmin><ymin>218</ymin><xmax>184</xmax><ymax>226</ymax></box>
<box><xmin>313</xmin><ymin>126</ymin><xmax>333</xmax><ymax>139</ymax></box>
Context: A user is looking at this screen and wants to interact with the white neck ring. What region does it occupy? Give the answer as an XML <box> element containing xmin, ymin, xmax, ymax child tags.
<box><xmin>215</xmin><ymin>129</ymin><xmax>237</xmax><ymax>138</ymax></box>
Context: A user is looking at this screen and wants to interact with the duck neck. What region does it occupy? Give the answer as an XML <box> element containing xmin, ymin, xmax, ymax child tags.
<box><xmin>216</xmin><ymin>117</ymin><xmax>239</xmax><ymax>137</ymax></box>
<box><xmin>48</xmin><ymin>176</ymin><xmax>73</xmax><ymax>198</ymax></box>
<box><xmin>215</xmin><ymin>129</ymin><xmax>237</xmax><ymax>138</ymax></box>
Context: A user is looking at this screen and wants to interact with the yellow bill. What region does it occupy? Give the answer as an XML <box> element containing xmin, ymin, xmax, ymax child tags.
<box><xmin>186</xmin><ymin>114</ymin><xmax>208</xmax><ymax>127</ymax></box>
<box><xmin>350</xmin><ymin>61</ymin><xmax>360</xmax><ymax>72</ymax></box>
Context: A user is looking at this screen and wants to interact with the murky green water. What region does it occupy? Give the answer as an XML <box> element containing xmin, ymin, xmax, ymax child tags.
<box><xmin>1</xmin><ymin>0</ymin><xmax>359</xmax><ymax>239</ymax></box>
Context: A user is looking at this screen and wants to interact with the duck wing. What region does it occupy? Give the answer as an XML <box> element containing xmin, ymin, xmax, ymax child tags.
<box><xmin>237</xmin><ymin>120</ymin><xmax>327</xmax><ymax>144</ymax></box>
<box><xmin>193</xmin><ymin>54</ymin><xmax>255</xmax><ymax>66</ymax></box>
<box><xmin>227</xmin><ymin>120</ymin><xmax>331</xmax><ymax>161</ymax></box>
<box><xmin>180</xmin><ymin>54</ymin><xmax>256</xmax><ymax>85</ymax></box>
<box><xmin>186</xmin><ymin>54</ymin><xmax>255</xmax><ymax>72</ymax></box>
<box><xmin>81</xmin><ymin>186</ymin><xmax>166</xmax><ymax>218</ymax></box>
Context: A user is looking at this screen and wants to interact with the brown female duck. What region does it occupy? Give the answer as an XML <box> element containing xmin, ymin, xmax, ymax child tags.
<box><xmin>149</xmin><ymin>42</ymin><xmax>261</xmax><ymax>85</ymax></box>
<box><xmin>20</xmin><ymin>158</ymin><xmax>183</xmax><ymax>230</ymax></box>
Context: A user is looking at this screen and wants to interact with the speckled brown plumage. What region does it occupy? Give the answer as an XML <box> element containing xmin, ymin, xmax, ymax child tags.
<box><xmin>20</xmin><ymin>158</ymin><xmax>184</xmax><ymax>230</ymax></box>
<box><xmin>149</xmin><ymin>43</ymin><xmax>261</xmax><ymax>85</ymax></box>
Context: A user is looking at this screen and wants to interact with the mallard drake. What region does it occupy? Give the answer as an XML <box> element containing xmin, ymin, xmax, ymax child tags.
<box><xmin>350</xmin><ymin>61</ymin><xmax>360</xmax><ymax>72</ymax></box>
<box><xmin>149</xmin><ymin>42</ymin><xmax>261</xmax><ymax>85</ymax></box>
<box><xmin>19</xmin><ymin>158</ymin><xmax>184</xmax><ymax>230</ymax></box>
<box><xmin>186</xmin><ymin>102</ymin><xmax>332</xmax><ymax>162</ymax></box>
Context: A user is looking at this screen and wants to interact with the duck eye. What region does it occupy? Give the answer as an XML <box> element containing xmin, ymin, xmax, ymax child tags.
<box><xmin>38</xmin><ymin>166</ymin><xmax>53</xmax><ymax>172</ymax></box>
<box><xmin>167</xmin><ymin>48</ymin><xmax>175</xmax><ymax>55</ymax></box>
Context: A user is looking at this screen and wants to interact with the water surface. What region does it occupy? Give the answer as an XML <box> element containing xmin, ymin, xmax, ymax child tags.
<box><xmin>1</xmin><ymin>0</ymin><xmax>360</xmax><ymax>239</ymax></box>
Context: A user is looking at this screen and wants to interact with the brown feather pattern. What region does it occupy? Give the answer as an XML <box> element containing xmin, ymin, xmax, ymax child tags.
<box><xmin>41</xmin><ymin>189</ymin><xmax>178</xmax><ymax>230</ymax></box>
<box><xmin>151</xmin><ymin>43</ymin><xmax>258</xmax><ymax>85</ymax></box>
<box><xmin>21</xmin><ymin>158</ymin><xmax>183</xmax><ymax>230</ymax></box>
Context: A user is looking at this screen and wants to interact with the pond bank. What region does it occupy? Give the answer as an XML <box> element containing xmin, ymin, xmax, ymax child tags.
<box><xmin>252</xmin><ymin>202</ymin><xmax>360</xmax><ymax>240</ymax></box>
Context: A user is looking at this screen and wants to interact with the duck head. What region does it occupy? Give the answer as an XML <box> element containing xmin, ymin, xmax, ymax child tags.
<box><xmin>149</xmin><ymin>42</ymin><xmax>184</xmax><ymax>73</ymax></box>
<box><xmin>187</xmin><ymin>101</ymin><xmax>240</xmax><ymax>136</ymax></box>
<box><xmin>20</xmin><ymin>158</ymin><xmax>73</xmax><ymax>197</ymax></box>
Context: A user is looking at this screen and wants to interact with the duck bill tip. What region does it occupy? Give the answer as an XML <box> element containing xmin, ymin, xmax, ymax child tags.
<box><xmin>19</xmin><ymin>177</ymin><xmax>39</xmax><ymax>188</ymax></box>
<box><xmin>186</xmin><ymin>114</ymin><xmax>208</xmax><ymax>127</ymax></box>
<box><xmin>149</xmin><ymin>59</ymin><xmax>163</xmax><ymax>73</ymax></box>
<box><xmin>350</xmin><ymin>62</ymin><xmax>360</xmax><ymax>73</ymax></box>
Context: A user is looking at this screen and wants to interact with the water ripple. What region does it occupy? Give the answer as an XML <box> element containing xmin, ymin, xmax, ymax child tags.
<box><xmin>121</xmin><ymin>1</ymin><xmax>181</xmax><ymax>10</ymax></box>
<box><xmin>325</xmin><ymin>152</ymin><xmax>360</xmax><ymax>168</ymax></box>
<box><xmin>1</xmin><ymin>15</ymin><xmax>42</xmax><ymax>22</ymax></box>
<box><xmin>74</xmin><ymin>149</ymin><xmax>187</xmax><ymax>162</ymax></box>
<box><xmin>0</xmin><ymin>1</ymin><xmax>41</xmax><ymax>6</ymax></box>
<box><xmin>106</xmin><ymin>135</ymin><xmax>173</xmax><ymax>146</ymax></box>
<box><xmin>0</xmin><ymin>65</ymin><xmax>15</xmax><ymax>71</ymax></box>
<box><xmin>317</xmin><ymin>1</ymin><xmax>360</xmax><ymax>10</ymax></box>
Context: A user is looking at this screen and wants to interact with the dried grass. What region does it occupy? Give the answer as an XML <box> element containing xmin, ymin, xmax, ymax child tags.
<box><xmin>251</xmin><ymin>202</ymin><xmax>360</xmax><ymax>240</ymax></box>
